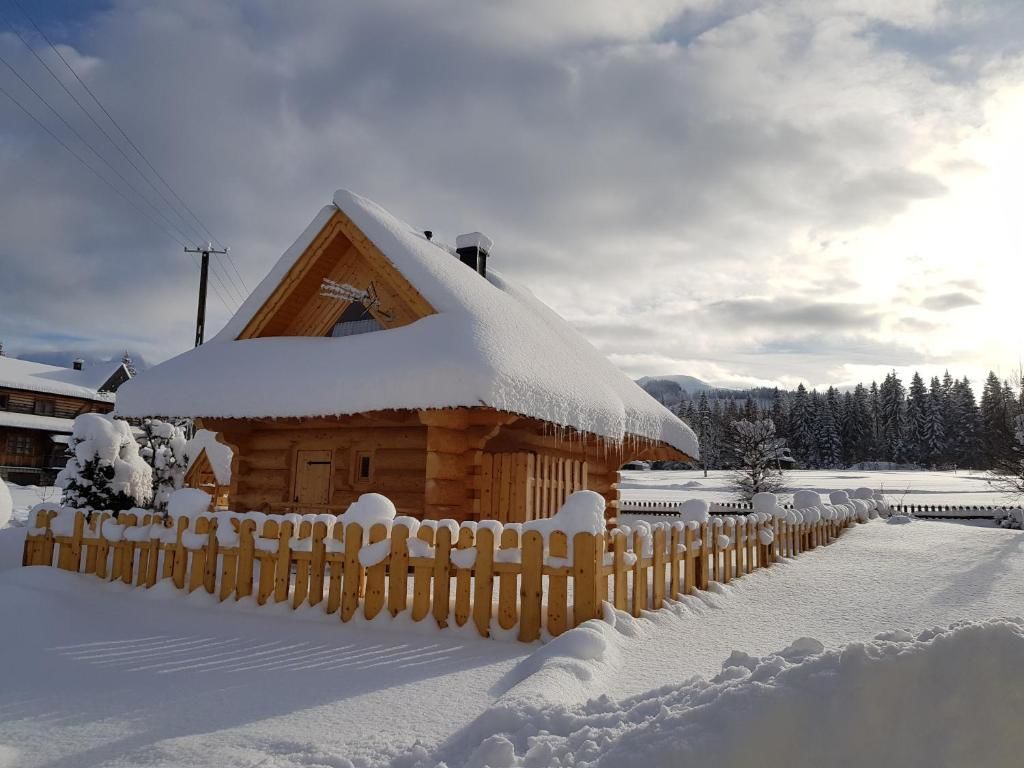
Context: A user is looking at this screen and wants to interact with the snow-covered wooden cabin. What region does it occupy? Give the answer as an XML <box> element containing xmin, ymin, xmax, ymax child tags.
<box><xmin>116</xmin><ymin>191</ymin><xmax>698</xmax><ymax>521</ymax></box>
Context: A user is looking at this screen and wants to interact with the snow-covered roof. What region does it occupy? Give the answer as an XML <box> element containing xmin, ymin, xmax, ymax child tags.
<box><xmin>186</xmin><ymin>430</ymin><xmax>233</xmax><ymax>486</ymax></box>
<box><xmin>0</xmin><ymin>411</ymin><xmax>75</xmax><ymax>433</ymax></box>
<box><xmin>0</xmin><ymin>357</ymin><xmax>120</xmax><ymax>402</ymax></box>
<box><xmin>116</xmin><ymin>190</ymin><xmax>699</xmax><ymax>457</ymax></box>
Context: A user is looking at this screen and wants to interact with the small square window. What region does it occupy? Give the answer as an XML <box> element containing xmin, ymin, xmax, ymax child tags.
<box><xmin>0</xmin><ymin>394</ymin><xmax>8</xmax><ymax>410</ymax></box>
<box><xmin>352</xmin><ymin>450</ymin><xmax>373</xmax><ymax>483</ymax></box>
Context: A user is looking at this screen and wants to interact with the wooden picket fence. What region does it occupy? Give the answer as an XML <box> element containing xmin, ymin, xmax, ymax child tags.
<box><xmin>21</xmin><ymin>506</ymin><xmax>858</xmax><ymax>642</ymax></box>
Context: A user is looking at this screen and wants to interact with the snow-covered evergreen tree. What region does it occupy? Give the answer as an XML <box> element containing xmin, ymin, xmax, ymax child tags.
<box><xmin>726</xmin><ymin>418</ymin><xmax>787</xmax><ymax>500</ymax></box>
<box><xmin>950</xmin><ymin>378</ymin><xmax>981</xmax><ymax>468</ymax></box>
<box><xmin>980</xmin><ymin>372</ymin><xmax>1015</xmax><ymax>466</ymax></box>
<box><xmin>906</xmin><ymin>372</ymin><xmax>929</xmax><ymax>464</ymax></box>
<box><xmin>695</xmin><ymin>392</ymin><xmax>721</xmax><ymax>471</ymax></box>
<box><xmin>57</xmin><ymin>413</ymin><xmax>152</xmax><ymax>515</ymax></box>
<box><xmin>815</xmin><ymin>388</ymin><xmax>843</xmax><ymax>468</ymax></box>
<box><xmin>789</xmin><ymin>384</ymin><xmax>816</xmax><ymax>467</ymax></box>
<box><xmin>137</xmin><ymin>418</ymin><xmax>190</xmax><ymax>513</ymax></box>
<box><xmin>923</xmin><ymin>377</ymin><xmax>947</xmax><ymax>465</ymax></box>
<box><xmin>879</xmin><ymin>372</ymin><xmax>907</xmax><ymax>463</ymax></box>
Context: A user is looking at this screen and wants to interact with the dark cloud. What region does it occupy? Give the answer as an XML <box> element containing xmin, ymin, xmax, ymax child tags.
<box><xmin>921</xmin><ymin>292</ymin><xmax>980</xmax><ymax>311</ymax></box>
<box><xmin>704</xmin><ymin>298</ymin><xmax>879</xmax><ymax>330</ymax></box>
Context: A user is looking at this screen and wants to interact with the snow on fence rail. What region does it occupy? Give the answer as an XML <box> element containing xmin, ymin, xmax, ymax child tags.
<box><xmin>21</xmin><ymin>495</ymin><xmax>865</xmax><ymax>643</ymax></box>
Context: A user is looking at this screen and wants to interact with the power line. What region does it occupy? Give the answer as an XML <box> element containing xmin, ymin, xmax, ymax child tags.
<box><xmin>9</xmin><ymin>0</ymin><xmax>250</xmax><ymax>296</ymax></box>
<box><xmin>0</xmin><ymin>49</ymin><xmax>214</xmax><ymax>252</ymax></box>
<box><xmin>0</xmin><ymin>81</ymin><xmax>237</xmax><ymax>314</ymax></box>
<box><xmin>0</xmin><ymin>43</ymin><xmax>243</xmax><ymax>310</ymax></box>
<box><xmin>0</xmin><ymin>3</ymin><xmax>208</xmax><ymax>247</ymax></box>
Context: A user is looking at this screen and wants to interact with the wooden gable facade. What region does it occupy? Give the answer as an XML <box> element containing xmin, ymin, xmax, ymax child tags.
<box><xmin>197</xmin><ymin>208</ymin><xmax>684</xmax><ymax>522</ymax></box>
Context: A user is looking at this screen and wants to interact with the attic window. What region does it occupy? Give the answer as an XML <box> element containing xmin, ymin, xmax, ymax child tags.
<box><xmin>328</xmin><ymin>301</ymin><xmax>382</xmax><ymax>338</ymax></box>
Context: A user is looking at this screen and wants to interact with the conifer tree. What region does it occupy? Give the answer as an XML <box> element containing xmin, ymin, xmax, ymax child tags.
<box><xmin>789</xmin><ymin>384</ymin><xmax>816</xmax><ymax>467</ymax></box>
<box><xmin>906</xmin><ymin>372</ymin><xmax>929</xmax><ymax>464</ymax></box>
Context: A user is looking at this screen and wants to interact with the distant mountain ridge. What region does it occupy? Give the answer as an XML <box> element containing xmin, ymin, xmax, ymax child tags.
<box><xmin>636</xmin><ymin>374</ymin><xmax>715</xmax><ymax>393</ymax></box>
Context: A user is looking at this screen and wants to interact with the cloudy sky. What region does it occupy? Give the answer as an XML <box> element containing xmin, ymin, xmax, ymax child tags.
<box><xmin>1</xmin><ymin>0</ymin><xmax>1022</xmax><ymax>390</ymax></box>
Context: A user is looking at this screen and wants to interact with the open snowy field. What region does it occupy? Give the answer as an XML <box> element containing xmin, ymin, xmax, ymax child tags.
<box><xmin>619</xmin><ymin>468</ymin><xmax>1014</xmax><ymax>507</ymax></box>
<box><xmin>1</xmin><ymin>516</ymin><xmax>1023</xmax><ymax>767</ymax></box>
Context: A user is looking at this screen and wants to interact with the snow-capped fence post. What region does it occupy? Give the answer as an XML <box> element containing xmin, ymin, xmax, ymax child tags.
<box><xmin>171</xmin><ymin>516</ymin><xmax>188</xmax><ymax>588</ymax></box>
<box><xmin>683</xmin><ymin>525</ymin><xmax>696</xmax><ymax>595</ymax></box>
<box><xmin>235</xmin><ymin>520</ymin><xmax>255</xmax><ymax>600</ymax></box>
<box><xmin>573</xmin><ymin>531</ymin><xmax>601</xmax><ymax>621</ymax></box>
<box><xmin>274</xmin><ymin>520</ymin><xmax>294</xmax><ymax>604</ymax></box>
<box><xmin>650</xmin><ymin>526</ymin><xmax>666</xmax><ymax>610</ymax></box>
<box><xmin>453</xmin><ymin>526</ymin><xmax>474</xmax><ymax>627</ymax></box>
<box><xmin>669</xmin><ymin>525</ymin><xmax>681</xmax><ymax>599</ymax></box>
<box><xmin>255</xmin><ymin>519</ymin><xmax>279</xmax><ymax>605</ymax></box>
<box><xmin>291</xmin><ymin>521</ymin><xmax>313</xmax><ymax>608</ymax></box>
<box><xmin>746</xmin><ymin>518</ymin><xmax>756</xmax><ymax>574</ymax></box>
<box><xmin>308</xmin><ymin>520</ymin><xmax>328</xmax><ymax>608</ymax></box>
<box><xmin>612</xmin><ymin>530</ymin><xmax>628</xmax><ymax>609</ymax></box>
<box><xmin>325</xmin><ymin>523</ymin><xmax>344</xmax><ymax>614</ymax></box>
<box><xmin>518</xmin><ymin>530</ymin><xmax>543</xmax><ymax>642</ymax></box>
<box><xmin>388</xmin><ymin>523</ymin><xmax>410</xmax><ymax>617</ymax></box>
<box><xmin>364</xmin><ymin>523</ymin><xmax>389</xmax><ymax>620</ymax></box>
<box><xmin>498</xmin><ymin>527</ymin><xmax>521</xmax><ymax>632</ymax></box>
<box><xmin>203</xmin><ymin>517</ymin><xmax>219</xmax><ymax>594</ymax></box>
<box><xmin>432</xmin><ymin>524</ymin><xmax>454</xmax><ymax>628</ymax></box>
<box><xmin>630</xmin><ymin>528</ymin><xmax>648</xmax><ymax>618</ymax></box>
<box><xmin>410</xmin><ymin>525</ymin><xmax>434</xmax><ymax>622</ymax></box>
<box><xmin>94</xmin><ymin>513</ymin><xmax>111</xmax><ymax>580</ymax></box>
<box><xmin>698</xmin><ymin>522</ymin><xmax>711</xmax><ymax>591</ymax></box>
<box><xmin>472</xmin><ymin>526</ymin><xmax>495</xmax><ymax>635</ymax></box>
<box><xmin>340</xmin><ymin>522</ymin><xmax>361</xmax><ymax>621</ymax></box>
<box><xmin>119</xmin><ymin>512</ymin><xmax>139</xmax><ymax>585</ymax></box>
<box><xmin>548</xmin><ymin>530</ymin><xmax>570</xmax><ymax>632</ymax></box>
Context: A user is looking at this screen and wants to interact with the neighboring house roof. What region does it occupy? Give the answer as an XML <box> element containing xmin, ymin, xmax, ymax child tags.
<box><xmin>116</xmin><ymin>190</ymin><xmax>699</xmax><ymax>458</ymax></box>
<box><xmin>0</xmin><ymin>411</ymin><xmax>75</xmax><ymax>433</ymax></box>
<box><xmin>185</xmin><ymin>430</ymin><xmax>233</xmax><ymax>486</ymax></box>
<box><xmin>0</xmin><ymin>357</ymin><xmax>127</xmax><ymax>402</ymax></box>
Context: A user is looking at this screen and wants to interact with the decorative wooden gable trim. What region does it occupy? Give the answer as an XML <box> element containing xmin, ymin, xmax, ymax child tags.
<box><xmin>237</xmin><ymin>209</ymin><xmax>436</xmax><ymax>340</ymax></box>
<box><xmin>184</xmin><ymin>447</ymin><xmax>214</xmax><ymax>486</ymax></box>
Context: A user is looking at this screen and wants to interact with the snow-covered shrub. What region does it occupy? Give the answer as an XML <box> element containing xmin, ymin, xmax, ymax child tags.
<box><xmin>57</xmin><ymin>413</ymin><xmax>152</xmax><ymax>516</ymax></box>
<box><xmin>0</xmin><ymin>476</ymin><xmax>12</xmax><ymax>528</ymax></box>
<box><xmin>136</xmin><ymin>418</ymin><xmax>190</xmax><ymax>513</ymax></box>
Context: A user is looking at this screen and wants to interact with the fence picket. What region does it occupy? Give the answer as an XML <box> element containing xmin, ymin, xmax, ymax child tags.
<box><xmin>519</xmin><ymin>530</ymin><xmax>543</xmax><ymax>642</ymax></box>
<box><xmin>388</xmin><ymin>524</ymin><xmax>410</xmax><ymax>617</ymax></box>
<box><xmin>547</xmin><ymin>531</ymin><xmax>568</xmax><ymax>634</ymax></box>
<box><xmin>433</xmin><ymin>525</ymin><xmax>454</xmax><ymax>628</ymax></box>
<box><xmin>364</xmin><ymin>523</ymin><xmax>389</xmax><ymax>620</ymax></box>
<box><xmin>341</xmin><ymin>523</ymin><xmax>363</xmax><ymax>622</ymax></box>
<box><xmin>498</xmin><ymin>528</ymin><xmax>520</xmax><ymax>632</ymax></box>
<box><xmin>453</xmin><ymin>526</ymin><xmax>474</xmax><ymax>627</ymax></box>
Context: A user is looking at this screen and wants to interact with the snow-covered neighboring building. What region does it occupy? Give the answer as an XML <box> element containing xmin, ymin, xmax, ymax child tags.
<box><xmin>0</xmin><ymin>357</ymin><xmax>132</xmax><ymax>484</ymax></box>
<box><xmin>116</xmin><ymin>190</ymin><xmax>698</xmax><ymax>521</ymax></box>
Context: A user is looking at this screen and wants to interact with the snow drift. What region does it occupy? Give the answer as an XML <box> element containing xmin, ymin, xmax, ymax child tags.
<box><xmin>415</xmin><ymin>618</ymin><xmax>1024</xmax><ymax>768</ymax></box>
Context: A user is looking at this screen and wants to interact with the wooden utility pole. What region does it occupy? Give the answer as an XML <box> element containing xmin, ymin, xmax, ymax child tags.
<box><xmin>185</xmin><ymin>245</ymin><xmax>228</xmax><ymax>346</ymax></box>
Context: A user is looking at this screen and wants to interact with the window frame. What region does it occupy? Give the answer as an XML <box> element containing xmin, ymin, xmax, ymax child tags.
<box><xmin>351</xmin><ymin>448</ymin><xmax>374</xmax><ymax>485</ymax></box>
<box><xmin>33</xmin><ymin>398</ymin><xmax>56</xmax><ymax>416</ymax></box>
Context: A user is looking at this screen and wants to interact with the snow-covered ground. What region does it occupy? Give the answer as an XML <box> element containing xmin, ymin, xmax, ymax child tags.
<box><xmin>1</xmin><ymin>516</ymin><xmax>1023</xmax><ymax>767</ymax></box>
<box><xmin>620</xmin><ymin>468</ymin><xmax>1014</xmax><ymax>506</ymax></box>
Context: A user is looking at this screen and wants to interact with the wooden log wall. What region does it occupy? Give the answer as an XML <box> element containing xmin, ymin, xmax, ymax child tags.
<box><xmin>22</xmin><ymin>501</ymin><xmax>863</xmax><ymax>643</ymax></box>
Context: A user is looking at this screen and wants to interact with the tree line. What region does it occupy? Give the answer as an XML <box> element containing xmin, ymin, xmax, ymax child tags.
<box><xmin>667</xmin><ymin>371</ymin><xmax>1023</xmax><ymax>471</ymax></box>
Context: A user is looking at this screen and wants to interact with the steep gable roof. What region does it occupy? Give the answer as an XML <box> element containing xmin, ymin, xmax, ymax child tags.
<box><xmin>116</xmin><ymin>190</ymin><xmax>699</xmax><ymax>457</ymax></box>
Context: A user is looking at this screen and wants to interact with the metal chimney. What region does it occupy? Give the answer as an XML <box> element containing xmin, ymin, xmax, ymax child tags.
<box><xmin>455</xmin><ymin>232</ymin><xmax>493</xmax><ymax>277</ymax></box>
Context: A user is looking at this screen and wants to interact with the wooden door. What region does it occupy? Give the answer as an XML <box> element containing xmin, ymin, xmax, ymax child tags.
<box><xmin>293</xmin><ymin>450</ymin><xmax>333</xmax><ymax>505</ymax></box>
